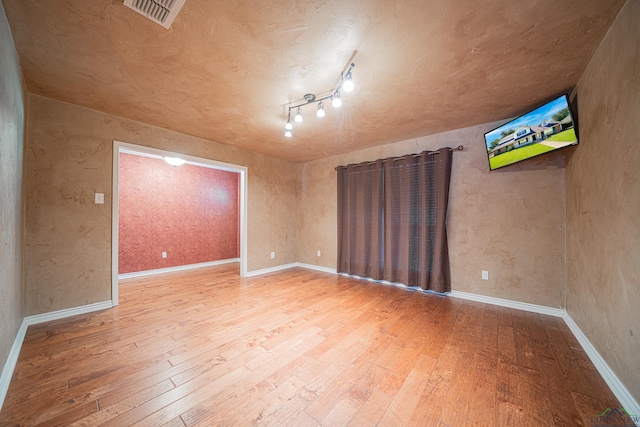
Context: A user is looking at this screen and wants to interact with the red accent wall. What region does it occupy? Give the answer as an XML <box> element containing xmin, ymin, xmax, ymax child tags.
<box><xmin>118</xmin><ymin>153</ymin><xmax>239</xmax><ymax>274</ymax></box>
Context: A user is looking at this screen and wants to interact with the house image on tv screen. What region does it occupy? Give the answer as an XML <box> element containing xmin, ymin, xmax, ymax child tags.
<box><xmin>484</xmin><ymin>95</ymin><xmax>578</xmax><ymax>171</ymax></box>
<box><xmin>490</xmin><ymin>116</ymin><xmax>573</xmax><ymax>156</ymax></box>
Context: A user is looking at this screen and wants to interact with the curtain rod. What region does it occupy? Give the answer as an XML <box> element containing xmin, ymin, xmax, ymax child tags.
<box><xmin>335</xmin><ymin>145</ymin><xmax>464</xmax><ymax>170</ymax></box>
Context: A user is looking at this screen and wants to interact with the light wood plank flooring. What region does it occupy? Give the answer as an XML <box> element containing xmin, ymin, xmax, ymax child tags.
<box><xmin>0</xmin><ymin>264</ymin><xmax>621</xmax><ymax>426</ymax></box>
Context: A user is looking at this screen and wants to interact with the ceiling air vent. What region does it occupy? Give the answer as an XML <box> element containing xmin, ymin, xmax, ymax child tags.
<box><xmin>123</xmin><ymin>0</ymin><xmax>187</xmax><ymax>29</ymax></box>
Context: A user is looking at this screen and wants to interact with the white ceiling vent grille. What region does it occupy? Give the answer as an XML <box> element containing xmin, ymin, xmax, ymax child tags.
<box><xmin>123</xmin><ymin>0</ymin><xmax>187</xmax><ymax>29</ymax></box>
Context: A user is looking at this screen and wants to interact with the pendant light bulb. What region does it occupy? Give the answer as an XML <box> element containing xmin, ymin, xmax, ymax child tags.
<box><xmin>294</xmin><ymin>107</ymin><xmax>303</xmax><ymax>123</ymax></box>
<box><xmin>284</xmin><ymin>129</ymin><xmax>292</xmax><ymax>138</ymax></box>
<box><xmin>332</xmin><ymin>91</ymin><xmax>342</xmax><ymax>108</ymax></box>
<box><xmin>285</xmin><ymin>113</ymin><xmax>293</xmax><ymax>130</ymax></box>
<box><xmin>317</xmin><ymin>102</ymin><xmax>326</xmax><ymax>118</ymax></box>
<box><xmin>342</xmin><ymin>72</ymin><xmax>354</xmax><ymax>92</ymax></box>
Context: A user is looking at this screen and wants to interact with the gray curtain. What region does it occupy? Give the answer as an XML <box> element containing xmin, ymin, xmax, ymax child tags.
<box><xmin>337</xmin><ymin>147</ymin><xmax>453</xmax><ymax>292</ymax></box>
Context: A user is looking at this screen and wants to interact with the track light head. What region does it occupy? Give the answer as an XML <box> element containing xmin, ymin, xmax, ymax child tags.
<box><xmin>317</xmin><ymin>102</ymin><xmax>326</xmax><ymax>118</ymax></box>
<box><xmin>342</xmin><ymin>72</ymin><xmax>354</xmax><ymax>92</ymax></box>
<box><xmin>294</xmin><ymin>107</ymin><xmax>303</xmax><ymax>123</ymax></box>
<box><xmin>332</xmin><ymin>91</ymin><xmax>342</xmax><ymax>108</ymax></box>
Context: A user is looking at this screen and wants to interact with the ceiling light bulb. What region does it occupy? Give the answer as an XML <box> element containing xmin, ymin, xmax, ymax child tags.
<box><xmin>164</xmin><ymin>157</ymin><xmax>185</xmax><ymax>166</ymax></box>
<box><xmin>332</xmin><ymin>91</ymin><xmax>342</xmax><ymax>108</ymax></box>
<box><xmin>317</xmin><ymin>102</ymin><xmax>326</xmax><ymax>118</ymax></box>
<box><xmin>294</xmin><ymin>107</ymin><xmax>303</xmax><ymax>122</ymax></box>
<box><xmin>284</xmin><ymin>129</ymin><xmax>292</xmax><ymax>137</ymax></box>
<box><xmin>342</xmin><ymin>73</ymin><xmax>354</xmax><ymax>92</ymax></box>
<box><xmin>285</xmin><ymin>116</ymin><xmax>293</xmax><ymax>130</ymax></box>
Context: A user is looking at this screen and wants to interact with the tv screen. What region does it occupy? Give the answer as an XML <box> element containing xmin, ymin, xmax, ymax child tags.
<box><xmin>484</xmin><ymin>94</ymin><xmax>578</xmax><ymax>171</ymax></box>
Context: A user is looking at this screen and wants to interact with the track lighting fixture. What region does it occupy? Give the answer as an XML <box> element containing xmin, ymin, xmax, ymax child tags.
<box><xmin>283</xmin><ymin>63</ymin><xmax>355</xmax><ymax>137</ymax></box>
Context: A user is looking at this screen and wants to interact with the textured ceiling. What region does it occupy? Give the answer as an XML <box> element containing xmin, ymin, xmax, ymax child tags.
<box><xmin>2</xmin><ymin>0</ymin><xmax>625</xmax><ymax>162</ymax></box>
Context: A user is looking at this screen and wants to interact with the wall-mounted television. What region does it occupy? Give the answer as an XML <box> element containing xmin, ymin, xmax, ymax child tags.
<box><xmin>484</xmin><ymin>94</ymin><xmax>578</xmax><ymax>171</ymax></box>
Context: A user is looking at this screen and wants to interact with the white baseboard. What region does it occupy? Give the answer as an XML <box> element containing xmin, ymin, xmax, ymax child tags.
<box><xmin>293</xmin><ymin>262</ymin><xmax>338</xmax><ymax>274</ymax></box>
<box><xmin>245</xmin><ymin>262</ymin><xmax>299</xmax><ymax>277</ymax></box>
<box><xmin>245</xmin><ymin>262</ymin><xmax>337</xmax><ymax>277</ymax></box>
<box><xmin>449</xmin><ymin>290</ymin><xmax>565</xmax><ymax>317</ymax></box>
<box><xmin>23</xmin><ymin>301</ymin><xmax>113</xmax><ymax>326</ymax></box>
<box><xmin>118</xmin><ymin>258</ymin><xmax>240</xmax><ymax>280</ymax></box>
<box><xmin>563</xmin><ymin>312</ymin><xmax>640</xmax><ymax>423</ymax></box>
<box><xmin>0</xmin><ymin>319</ymin><xmax>28</xmax><ymax>412</ymax></box>
<box><xmin>0</xmin><ymin>300</ymin><xmax>112</xmax><ymax>411</ymax></box>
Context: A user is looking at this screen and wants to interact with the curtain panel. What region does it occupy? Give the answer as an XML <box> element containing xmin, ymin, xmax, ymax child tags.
<box><xmin>337</xmin><ymin>160</ymin><xmax>385</xmax><ymax>280</ymax></box>
<box><xmin>336</xmin><ymin>147</ymin><xmax>453</xmax><ymax>293</ymax></box>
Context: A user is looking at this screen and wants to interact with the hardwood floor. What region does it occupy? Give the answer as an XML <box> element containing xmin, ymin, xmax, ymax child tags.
<box><xmin>0</xmin><ymin>264</ymin><xmax>621</xmax><ymax>426</ymax></box>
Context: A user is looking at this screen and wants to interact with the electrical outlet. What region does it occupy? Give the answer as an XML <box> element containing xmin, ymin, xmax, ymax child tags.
<box><xmin>270</xmin><ymin>252</ymin><xmax>275</xmax><ymax>259</ymax></box>
<box><xmin>162</xmin><ymin>252</ymin><xmax>167</xmax><ymax>258</ymax></box>
<box><xmin>94</xmin><ymin>193</ymin><xmax>104</xmax><ymax>204</ymax></box>
<box><xmin>482</xmin><ymin>270</ymin><xmax>489</xmax><ymax>280</ymax></box>
<box><xmin>317</xmin><ymin>250</ymin><xmax>321</xmax><ymax>257</ymax></box>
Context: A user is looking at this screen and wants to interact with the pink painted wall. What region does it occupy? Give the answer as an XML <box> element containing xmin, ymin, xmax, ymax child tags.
<box><xmin>118</xmin><ymin>153</ymin><xmax>239</xmax><ymax>274</ymax></box>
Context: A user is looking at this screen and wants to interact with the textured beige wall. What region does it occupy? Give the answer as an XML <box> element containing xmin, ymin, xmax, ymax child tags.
<box><xmin>0</xmin><ymin>1</ymin><xmax>25</xmax><ymax>376</ymax></box>
<box><xmin>566</xmin><ymin>1</ymin><xmax>640</xmax><ymax>400</ymax></box>
<box><xmin>25</xmin><ymin>94</ymin><xmax>297</xmax><ymax>315</ymax></box>
<box><xmin>298</xmin><ymin>122</ymin><xmax>566</xmax><ymax>307</ymax></box>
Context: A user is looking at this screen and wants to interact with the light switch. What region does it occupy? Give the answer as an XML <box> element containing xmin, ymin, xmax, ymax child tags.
<box><xmin>95</xmin><ymin>193</ymin><xmax>104</xmax><ymax>204</ymax></box>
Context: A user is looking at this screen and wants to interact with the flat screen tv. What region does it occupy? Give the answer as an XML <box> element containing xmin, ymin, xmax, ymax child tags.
<box><xmin>484</xmin><ymin>94</ymin><xmax>578</xmax><ymax>171</ymax></box>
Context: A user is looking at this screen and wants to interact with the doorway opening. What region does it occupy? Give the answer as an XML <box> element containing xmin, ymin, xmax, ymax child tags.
<box><xmin>111</xmin><ymin>140</ymin><xmax>248</xmax><ymax>306</ymax></box>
